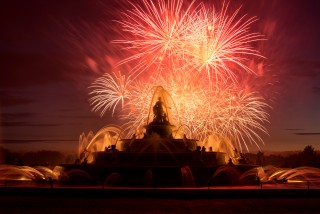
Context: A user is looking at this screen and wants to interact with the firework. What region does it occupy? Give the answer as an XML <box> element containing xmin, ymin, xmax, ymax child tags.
<box><xmin>115</xmin><ymin>0</ymin><xmax>264</xmax><ymax>81</ymax></box>
<box><xmin>89</xmin><ymin>71</ymin><xmax>132</xmax><ymax>116</ymax></box>
<box><xmin>114</xmin><ymin>0</ymin><xmax>197</xmax><ymax>78</ymax></box>
<box><xmin>88</xmin><ymin>0</ymin><xmax>270</xmax><ymax>152</ymax></box>
<box><xmin>89</xmin><ymin>70</ymin><xmax>269</xmax><ymax>152</ymax></box>
<box><xmin>92</xmin><ymin>70</ymin><xmax>269</xmax><ymax>152</ymax></box>
<box><xmin>184</xmin><ymin>2</ymin><xmax>264</xmax><ymax>81</ymax></box>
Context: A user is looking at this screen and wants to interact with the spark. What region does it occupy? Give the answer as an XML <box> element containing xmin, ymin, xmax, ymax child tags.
<box><xmin>87</xmin><ymin>0</ymin><xmax>270</xmax><ymax>152</ymax></box>
<box><xmin>184</xmin><ymin>2</ymin><xmax>265</xmax><ymax>81</ymax></box>
<box><xmin>98</xmin><ymin>72</ymin><xmax>270</xmax><ymax>152</ymax></box>
<box><xmin>89</xmin><ymin>71</ymin><xmax>132</xmax><ymax>116</ymax></box>
<box><xmin>114</xmin><ymin>0</ymin><xmax>198</xmax><ymax>79</ymax></box>
<box><xmin>114</xmin><ymin>0</ymin><xmax>264</xmax><ymax>81</ymax></box>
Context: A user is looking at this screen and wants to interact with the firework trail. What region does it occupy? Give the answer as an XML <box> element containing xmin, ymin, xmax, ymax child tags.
<box><xmin>89</xmin><ymin>70</ymin><xmax>269</xmax><ymax>151</ymax></box>
<box><xmin>113</xmin><ymin>0</ymin><xmax>197</xmax><ymax>79</ymax></box>
<box><xmin>89</xmin><ymin>70</ymin><xmax>132</xmax><ymax>116</ymax></box>
<box><xmin>88</xmin><ymin>0</ymin><xmax>270</xmax><ymax>152</ymax></box>
<box><xmin>114</xmin><ymin>0</ymin><xmax>264</xmax><ymax>82</ymax></box>
<box><xmin>184</xmin><ymin>2</ymin><xmax>264</xmax><ymax>82</ymax></box>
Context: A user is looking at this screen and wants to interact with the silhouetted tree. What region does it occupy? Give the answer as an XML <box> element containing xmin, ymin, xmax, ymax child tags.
<box><xmin>65</xmin><ymin>154</ymin><xmax>77</xmax><ymax>164</ymax></box>
<box><xmin>0</xmin><ymin>146</ymin><xmax>10</xmax><ymax>164</ymax></box>
<box><xmin>245</xmin><ymin>146</ymin><xmax>319</xmax><ymax>168</ymax></box>
<box><xmin>302</xmin><ymin>145</ymin><xmax>316</xmax><ymax>156</ymax></box>
<box><xmin>22</xmin><ymin>150</ymin><xmax>65</xmax><ymax>166</ymax></box>
<box><xmin>300</xmin><ymin>145</ymin><xmax>317</xmax><ymax>166</ymax></box>
<box><xmin>267</xmin><ymin>155</ymin><xmax>286</xmax><ymax>167</ymax></box>
<box><xmin>256</xmin><ymin>151</ymin><xmax>265</xmax><ymax>166</ymax></box>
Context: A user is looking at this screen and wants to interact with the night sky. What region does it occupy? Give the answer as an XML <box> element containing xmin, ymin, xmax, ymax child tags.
<box><xmin>1</xmin><ymin>0</ymin><xmax>320</xmax><ymax>154</ymax></box>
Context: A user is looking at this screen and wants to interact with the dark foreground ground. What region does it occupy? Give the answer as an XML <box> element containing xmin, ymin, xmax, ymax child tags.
<box><xmin>1</xmin><ymin>186</ymin><xmax>320</xmax><ymax>213</ymax></box>
<box><xmin>1</xmin><ymin>195</ymin><xmax>320</xmax><ymax>214</ymax></box>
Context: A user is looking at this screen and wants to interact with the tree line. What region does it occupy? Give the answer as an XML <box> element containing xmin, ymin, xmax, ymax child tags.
<box><xmin>245</xmin><ymin>145</ymin><xmax>320</xmax><ymax>168</ymax></box>
<box><xmin>0</xmin><ymin>147</ymin><xmax>77</xmax><ymax>166</ymax></box>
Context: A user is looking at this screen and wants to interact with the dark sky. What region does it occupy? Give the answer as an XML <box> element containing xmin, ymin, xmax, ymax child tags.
<box><xmin>0</xmin><ymin>0</ymin><xmax>320</xmax><ymax>153</ymax></box>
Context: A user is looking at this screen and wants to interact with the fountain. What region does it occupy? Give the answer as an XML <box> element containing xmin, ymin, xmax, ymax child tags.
<box><xmin>60</xmin><ymin>86</ymin><xmax>230</xmax><ymax>186</ymax></box>
<box><xmin>3</xmin><ymin>87</ymin><xmax>318</xmax><ymax>187</ymax></box>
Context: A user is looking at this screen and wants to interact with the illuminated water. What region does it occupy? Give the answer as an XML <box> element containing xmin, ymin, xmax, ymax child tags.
<box><xmin>1</xmin><ymin>164</ymin><xmax>320</xmax><ymax>189</ymax></box>
<box><xmin>1</xmin><ymin>87</ymin><xmax>318</xmax><ymax>188</ymax></box>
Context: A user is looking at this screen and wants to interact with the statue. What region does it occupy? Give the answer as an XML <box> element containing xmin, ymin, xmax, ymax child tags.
<box><xmin>153</xmin><ymin>97</ymin><xmax>165</xmax><ymax>123</ymax></box>
<box><xmin>146</xmin><ymin>96</ymin><xmax>172</xmax><ymax>137</ymax></box>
